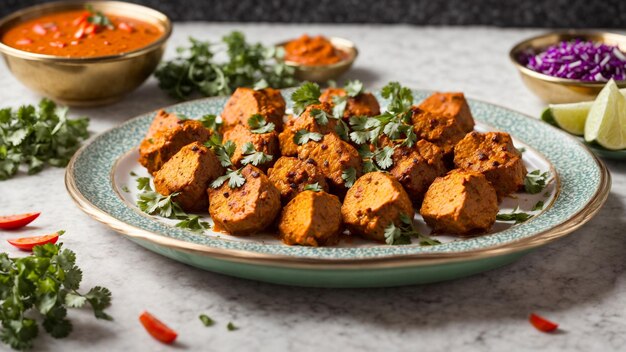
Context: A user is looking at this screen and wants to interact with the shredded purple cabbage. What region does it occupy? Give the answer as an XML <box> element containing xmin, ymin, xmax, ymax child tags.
<box><xmin>519</xmin><ymin>39</ymin><xmax>626</xmax><ymax>81</ymax></box>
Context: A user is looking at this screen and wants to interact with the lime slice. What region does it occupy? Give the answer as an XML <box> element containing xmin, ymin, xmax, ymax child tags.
<box><xmin>584</xmin><ymin>80</ymin><xmax>626</xmax><ymax>150</ymax></box>
<box><xmin>542</xmin><ymin>88</ymin><xmax>626</xmax><ymax>136</ymax></box>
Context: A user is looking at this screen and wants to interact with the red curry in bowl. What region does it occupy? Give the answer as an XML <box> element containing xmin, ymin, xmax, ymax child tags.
<box><xmin>1</xmin><ymin>6</ymin><xmax>163</xmax><ymax>57</ymax></box>
<box><xmin>284</xmin><ymin>34</ymin><xmax>349</xmax><ymax>66</ymax></box>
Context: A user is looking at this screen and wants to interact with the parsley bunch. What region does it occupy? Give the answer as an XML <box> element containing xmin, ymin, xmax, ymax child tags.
<box><xmin>0</xmin><ymin>99</ymin><xmax>89</xmax><ymax>180</ymax></box>
<box><xmin>0</xmin><ymin>242</ymin><xmax>112</xmax><ymax>350</ymax></box>
<box><xmin>155</xmin><ymin>32</ymin><xmax>297</xmax><ymax>100</ymax></box>
<box><xmin>384</xmin><ymin>214</ymin><xmax>440</xmax><ymax>246</ymax></box>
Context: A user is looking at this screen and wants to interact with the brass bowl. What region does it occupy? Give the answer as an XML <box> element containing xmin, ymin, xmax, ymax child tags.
<box><xmin>509</xmin><ymin>31</ymin><xmax>626</xmax><ymax>104</ymax></box>
<box><xmin>0</xmin><ymin>1</ymin><xmax>172</xmax><ymax>107</ymax></box>
<box><xmin>278</xmin><ymin>37</ymin><xmax>358</xmax><ymax>83</ymax></box>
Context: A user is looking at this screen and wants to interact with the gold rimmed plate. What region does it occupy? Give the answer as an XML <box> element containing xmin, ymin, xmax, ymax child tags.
<box><xmin>65</xmin><ymin>89</ymin><xmax>610</xmax><ymax>287</ymax></box>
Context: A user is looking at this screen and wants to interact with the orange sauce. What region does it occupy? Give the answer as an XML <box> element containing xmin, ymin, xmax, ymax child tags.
<box><xmin>284</xmin><ymin>35</ymin><xmax>347</xmax><ymax>66</ymax></box>
<box><xmin>2</xmin><ymin>9</ymin><xmax>163</xmax><ymax>57</ymax></box>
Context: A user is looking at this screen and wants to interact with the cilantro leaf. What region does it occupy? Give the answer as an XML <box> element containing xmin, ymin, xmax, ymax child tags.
<box><xmin>293</xmin><ymin>130</ymin><xmax>323</xmax><ymax>145</ymax></box>
<box><xmin>344</xmin><ymin>80</ymin><xmax>364</xmax><ymax>97</ymax></box>
<box><xmin>247</xmin><ymin>114</ymin><xmax>275</xmax><ymax>134</ymax></box>
<box><xmin>332</xmin><ymin>95</ymin><xmax>348</xmax><ymax>119</ymax></box>
<box><xmin>532</xmin><ymin>200</ymin><xmax>544</xmax><ymax>211</ymax></box>
<box><xmin>311</xmin><ymin>109</ymin><xmax>331</xmax><ymax>126</ymax></box>
<box><xmin>524</xmin><ymin>170</ymin><xmax>550</xmax><ymax>194</ymax></box>
<box><xmin>373</xmin><ymin>146</ymin><xmax>395</xmax><ymax>170</ymax></box>
<box><xmin>227</xmin><ymin>322</ymin><xmax>238</xmax><ymax>331</ymax></box>
<box><xmin>384</xmin><ymin>213</ymin><xmax>440</xmax><ymax>246</ymax></box>
<box><xmin>496</xmin><ymin>208</ymin><xmax>533</xmax><ymax>223</ymax></box>
<box><xmin>86</xmin><ymin>4</ymin><xmax>112</xmax><ymax>27</ymax></box>
<box><xmin>136</xmin><ymin>177</ymin><xmax>152</xmax><ymax>191</ymax></box>
<box><xmin>199</xmin><ymin>114</ymin><xmax>221</xmax><ymax>131</ymax></box>
<box><xmin>210</xmin><ymin>140</ymin><xmax>236</xmax><ymax>167</ymax></box>
<box><xmin>175</xmin><ymin>215</ymin><xmax>211</xmax><ymax>232</ymax></box>
<box><xmin>240</xmin><ymin>142</ymin><xmax>273</xmax><ymax>166</ymax></box>
<box><xmin>303</xmin><ymin>183</ymin><xmax>323</xmax><ymax>192</ymax></box>
<box><xmin>200</xmin><ymin>314</ymin><xmax>215</xmax><ymax>327</ymax></box>
<box><xmin>291</xmin><ymin>82</ymin><xmax>321</xmax><ymax>115</ymax></box>
<box><xmin>341</xmin><ymin>167</ymin><xmax>357</xmax><ymax>188</ymax></box>
<box><xmin>381</xmin><ymin>81</ymin><xmax>413</xmax><ymax>115</ymax></box>
<box><xmin>211</xmin><ymin>169</ymin><xmax>246</xmax><ymax>189</ymax></box>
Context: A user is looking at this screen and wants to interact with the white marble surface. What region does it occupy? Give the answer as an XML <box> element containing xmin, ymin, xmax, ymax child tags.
<box><xmin>2</xmin><ymin>24</ymin><xmax>625</xmax><ymax>352</ymax></box>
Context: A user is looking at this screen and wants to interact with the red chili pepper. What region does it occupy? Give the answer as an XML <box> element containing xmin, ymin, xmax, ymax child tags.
<box><xmin>72</xmin><ymin>12</ymin><xmax>89</xmax><ymax>26</ymax></box>
<box><xmin>7</xmin><ymin>231</ymin><xmax>62</xmax><ymax>251</ymax></box>
<box><xmin>49</xmin><ymin>41</ymin><xmax>67</xmax><ymax>48</ymax></box>
<box><xmin>32</xmin><ymin>24</ymin><xmax>46</xmax><ymax>35</ymax></box>
<box><xmin>15</xmin><ymin>38</ymin><xmax>33</xmax><ymax>46</ymax></box>
<box><xmin>84</xmin><ymin>24</ymin><xmax>100</xmax><ymax>35</ymax></box>
<box><xmin>74</xmin><ymin>22</ymin><xmax>86</xmax><ymax>39</ymax></box>
<box><xmin>139</xmin><ymin>311</ymin><xmax>177</xmax><ymax>344</ymax></box>
<box><xmin>0</xmin><ymin>212</ymin><xmax>40</xmax><ymax>229</ymax></box>
<box><xmin>529</xmin><ymin>313</ymin><xmax>558</xmax><ymax>333</ymax></box>
<box><xmin>118</xmin><ymin>22</ymin><xmax>134</xmax><ymax>33</ymax></box>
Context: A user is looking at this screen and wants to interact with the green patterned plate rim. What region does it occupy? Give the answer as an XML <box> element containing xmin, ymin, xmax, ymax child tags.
<box><xmin>65</xmin><ymin>89</ymin><xmax>610</xmax><ymax>264</ymax></box>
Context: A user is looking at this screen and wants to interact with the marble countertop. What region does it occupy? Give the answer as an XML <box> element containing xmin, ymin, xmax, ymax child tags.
<box><xmin>2</xmin><ymin>24</ymin><xmax>625</xmax><ymax>352</ymax></box>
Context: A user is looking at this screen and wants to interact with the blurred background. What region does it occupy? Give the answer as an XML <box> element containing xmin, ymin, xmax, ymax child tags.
<box><xmin>2</xmin><ymin>0</ymin><xmax>626</xmax><ymax>27</ymax></box>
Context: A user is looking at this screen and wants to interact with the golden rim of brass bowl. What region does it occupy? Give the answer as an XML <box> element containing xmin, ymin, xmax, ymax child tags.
<box><xmin>0</xmin><ymin>1</ymin><xmax>172</xmax><ymax>106</ymax></box>
<box><xmin>509</xmin><ymin>31</ymin><xmax>626</xmax><ymax>103</ymax></box>
<box><xmin>277</xmin><ymin>37</ymin><xmax>358</xmax><ymax>83</ymax></box>
<box><xmin>0</xmin><ymin>1</ymin><xmax>172</xmax><ymax>63</ymax></box>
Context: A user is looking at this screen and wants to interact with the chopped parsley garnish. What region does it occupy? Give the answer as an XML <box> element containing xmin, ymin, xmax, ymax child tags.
<box><xmin>155</xmin><ymin>32</ymin><xmax>296</xmax><ymax>100</ymax></box>
<box><xmin>227</xmin><ymin>322</ymin><xmax>238</xmax><ymax>331</ymax></box>
<box><xmin>175</xmin><ymin>215</ymin><xmax>211</xmax><ymax>232</ymax></box>
<box><xmin>341</xmin><ymin>167</ymin><xmax>357</xmax><ymax>188</ymax></box>
<box><xmin>0</xmin><ymin>241</ymin><xmax>112</xmax><ymax>350</ymax></box>
<box><xmin>129</xmin><ymin>171</ymin><xmax>137</xmax><ymax>177</ymax></box>
<box><xmin>384</xmin><ymin>214</ymin><xmax>441</xmax><ymax>246</ymax></box>
<box><xmin>304</xmin><ymin>183</ymin><xmax>323</xmax><ymax>192</ymax></box>
<box><xmin>524</xmin><ymin>170</ymin><xmax>550</xmax><ymax>194</ymax></box>
<box><xmin>247</xmin><ymin>114</ymin><xmax>275</xmax><ymax>134</ymax></box>
<box><xmin>122</xmin><ymin>186</ymin><xmax>130</xmax><ymax>193</ymax></box>
<box><xmin>293</xmin><ymin>130</ymin><xmax>323</xmax><ymax>145</ymax></box>
<box><xmin>199</xmin><ymin>314</ymin><xmax>215</xmax><ymax>327</ymax></box>
<box><xmin>241</xmin><ymin>142</ymin><xmax>273</xmax><ymax>166</ymax></box>
<box><xmin>496</xmin><ymin>208</ymin><xmax>533</xmax><ymax>224</ymax></box>
<box><xmin>0</xmin><ymin>99</ymin><xmax>89</xmax><ymax>180</ymax></box>
<box><xmin>291</xmin><ymin>82</ymin><xmax>321</xmax><ymax>115</ymax></box>
<box><xmin>532</xmin><ymin>200</ymin><xmax>545</xmax><ymax>211</ymax></box>
<box><xmin>211</xmin><ymin>169</ymin><xmax>246</xmax><ymax>189</ymax></box>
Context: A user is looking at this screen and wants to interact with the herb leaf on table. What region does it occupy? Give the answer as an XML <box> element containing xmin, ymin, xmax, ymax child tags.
<box><xmin>384</xmin><ymin>214</ymin><xmax>441</xmax><ymax>246</ymax></box>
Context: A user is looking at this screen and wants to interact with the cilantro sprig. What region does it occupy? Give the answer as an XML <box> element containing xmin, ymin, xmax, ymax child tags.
<box><xmin>524</xmin><ymin>170</ymin><xmax>550</xmax><ymax>194</ymax></box>
<box><xmin>384</xmin><ymin>214</ymin><xmax>440</xmax><ymax>246</ymax></box>
<box><xmin>211</xmin><ymin>169</ymin><xmax>246</xmax><ymax>189</ymax></box>
<box><xmin>332</xmin><ymin>80</ymin><xmax>364</xmax><ymax>118</ymax></box>
<box><xmin>304</xmin><ymin>183</ymin><xmax>323</xmax><ymax>192</ymax></box>
<box><xmin>85</xmin><ymin>4</ymin><xmax>112</xmax><ymax>27</ymax></box>
<box><xmin>155</xmin><ymin>32</ymin><xmax>297</xmax><ymax>100</ymax></box>
<box><xmin>341</xmin><ymin>167</ymin><xmax>357</xmax><ymax>188</ymax></box>
<box><xmin>0</xmin><ymin>241</ymin><xmax>112</xmax><ymax>350</ymax></box>
<box><xmin>0</xmin><ymin>99</ymin><xmax>89</xmax><ymax>180</ymax></box>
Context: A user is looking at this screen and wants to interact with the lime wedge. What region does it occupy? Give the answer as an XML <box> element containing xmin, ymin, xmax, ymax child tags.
<box><xmin>584</xmin><ymin>80</ymin><xmax>626</xmax><ymax>150</ymax></box>
<box><xmin>544</xmin><ymin>102</ymin><xmax>592</xmax><ymax>135</ymax></box>
<box><xmin>542</xmin><ymin>88</ymin><xmax>626</xmax><ymax>136</ymax></box>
